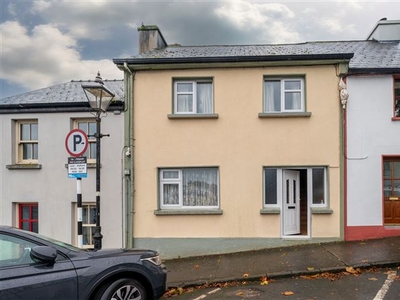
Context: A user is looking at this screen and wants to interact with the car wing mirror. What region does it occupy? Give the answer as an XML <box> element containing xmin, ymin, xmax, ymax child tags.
<box><xmin>30</xmin><ymin>246</ymin><xmax>57</xmax><ymax>266</ymax></box>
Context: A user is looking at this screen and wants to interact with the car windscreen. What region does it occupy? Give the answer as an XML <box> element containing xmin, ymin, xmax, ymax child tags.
<box><xmin>15</xmin><ymin>229</ymin><xmax>86</xmax><ymax>252</ymax></box>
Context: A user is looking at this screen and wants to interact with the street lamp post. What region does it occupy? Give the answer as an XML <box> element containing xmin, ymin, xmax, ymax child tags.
<box><xmin>82</xmin><ymin>72</ymin><xmax>115</xmax><ymax>250</ymax></box>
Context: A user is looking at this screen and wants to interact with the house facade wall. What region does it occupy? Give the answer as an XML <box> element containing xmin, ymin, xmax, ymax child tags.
<box><xmin>346</xmin><ymin>75</ymin><xmax>400</xmax><ymax>239</ymax></box>
<box><xmin>130</xmin><ymin>65</ymin><xmax>343</xmax><ymax>258</ymax></box>
<box><xmin>0</xmin><ymin>111</ymin><xmax>124</xmax><ymax>248</ymax></box>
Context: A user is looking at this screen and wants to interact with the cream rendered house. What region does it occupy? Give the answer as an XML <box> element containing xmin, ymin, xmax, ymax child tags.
<box><xmin>114</xmin><ymin>26</ymin><xmax>352</xmax><ymax>259</ymax></box>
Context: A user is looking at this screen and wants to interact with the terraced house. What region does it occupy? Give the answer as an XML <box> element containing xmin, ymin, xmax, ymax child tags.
<box><xmin>0</xmin><ymin>80</ymin><xmax>125</xmax><ymax>249</ymax></box>
<box><xmin>2</xmin><ymin>19</ymin><xmax>399</xmax><ymax>259</ymax></box>
<box><xmin>113</xmin><ymin>25</ymin><xmax>353</xmax><ymax>258</ymax></box>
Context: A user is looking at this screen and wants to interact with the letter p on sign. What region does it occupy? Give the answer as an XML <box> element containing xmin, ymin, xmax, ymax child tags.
<box><xmin>65</xmin><ymin>129</ymin><xmax>89</xmax><ymax>157</ymax></box>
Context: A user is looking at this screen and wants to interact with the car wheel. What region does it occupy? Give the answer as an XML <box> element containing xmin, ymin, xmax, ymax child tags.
<box><xmin>98</xmin><ymin>278</ymin><xmax>147</xmax><ymax>300</ymax></box>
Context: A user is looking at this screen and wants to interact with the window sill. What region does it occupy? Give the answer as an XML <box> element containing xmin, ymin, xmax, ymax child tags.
<box><xmin>168</xmin><ymin>113</ymin><xmax>219</xmax><ymax>119</ymax></box>
<box><xmin>311</xmin><ymin>207</ymin><xmax>333</xmax><ymax>214</ymax></box>
<box><xmin>6</xmin><ymin>164</ymin><xmax>42</xmax><ymax>170</ymax></box>
<box><xmin>260</xmin><ymin>208</ymin><xmax>281</xmax><ymax>214</ymax></box>
<box><xmin>258</xmin><ymin>112</ymin><xmax>312</xmax><ymax>118</ymax></box>
<box><xmin>154</xmin><ymin>209</ymin><xmax>223</xmax><ymax>215</ymax></box>
<box><xmin>391</xmin><ymin>117</ymin><xmax>400</xmax><ymax>121</ymax></box>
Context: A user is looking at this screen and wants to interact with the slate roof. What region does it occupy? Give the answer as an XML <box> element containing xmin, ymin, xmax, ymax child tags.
<box><xmin>114</xmin><ymin>40</ymin><xmax>400</xmax><ymax>71</ymax></box>
<box><xmin>2</xmin><ymin>39</ymin><xmax>400</xmax><ymax>108</ymax></box>
<box><xmin>0</xmin><ymin>80</ymin><xmax>124</xmax><ymax>108</ymax></box>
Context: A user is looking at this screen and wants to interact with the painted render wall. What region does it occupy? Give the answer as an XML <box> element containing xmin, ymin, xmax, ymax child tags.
<box><xmin>130</xmin><ymin>65</ymin><xmax>343</xmax><ymax>258</ymax></box>
<box><xmin>346</xmin><ymin>76</ymin><xmax>399</xmax><ymax>231</ymax></box>
<box><xmin>0</xmin><ymin>111</ymin><xmax>124</xmax><ymax>248</ymax></box>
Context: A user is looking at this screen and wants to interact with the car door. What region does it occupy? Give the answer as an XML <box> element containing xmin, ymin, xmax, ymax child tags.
<box><xmin>0</xmin><ymin>233</ymin><xmax>78</xmax><ymax>300</ymax></box>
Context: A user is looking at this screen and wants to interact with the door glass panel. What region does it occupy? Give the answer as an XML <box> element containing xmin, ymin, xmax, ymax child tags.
<box><xmin>394</xmin><ymin>180</ymin><xmax>400</xmax><ymax>196</ymax></box>
<box><xmin>293</xmin><ymin>180</ymin><xmax>296</xmax><ymax>204</ymax></box>
<box><xmin>394</xmin><ymin>162</ymin><xmax>400</xmax><ymax>178</ymax></box>
<box><xmin>384</xmin><ymin>179</ymin><xmax>392</xmax><ymax>197</ymax></box>
<box><xmin>383</xmin><ymin>162</ymin><xmax>391</xmax><ymax>178</ymax></box>
<box><xmin>286</xmin><ymin>179</ymin><xmax>289</xmax><ymax>204</ymax></box>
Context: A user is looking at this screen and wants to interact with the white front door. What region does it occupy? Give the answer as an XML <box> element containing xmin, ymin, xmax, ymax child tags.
<box><xmin>283</xmin><ymin>170</ymin><xmax>300</xmax><ymax>235</ymax></box>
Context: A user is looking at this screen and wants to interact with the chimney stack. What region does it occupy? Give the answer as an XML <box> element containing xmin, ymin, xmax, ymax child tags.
<box><xmin>138</xmin><ymin>25</ymin><xmax>167</xmax><ymax>54</ymax></box>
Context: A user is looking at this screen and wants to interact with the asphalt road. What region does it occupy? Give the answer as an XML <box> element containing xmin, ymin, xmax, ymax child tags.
<box><xmin>162</xmin><ymin>267</ymin><xmax>400</xmax><ymax>300</ymax></box>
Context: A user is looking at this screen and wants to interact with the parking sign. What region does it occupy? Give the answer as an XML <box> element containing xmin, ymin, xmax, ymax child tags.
<box><xmin>65</xmin><ymin>129</ymin><xmax>88</xmax><ymax>157</ymax></box>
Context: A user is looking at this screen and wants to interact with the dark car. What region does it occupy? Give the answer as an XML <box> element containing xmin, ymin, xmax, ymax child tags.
<box><xmin>0</xmin><ymin>226</ymin><xmax>167</xmax><ymax>300</ymax></box>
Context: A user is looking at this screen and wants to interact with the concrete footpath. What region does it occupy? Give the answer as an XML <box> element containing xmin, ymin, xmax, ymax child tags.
<box><xmin>164</xmin><ymin>237</ymin><xmax>400</xmax><ymax>288</ymax></box>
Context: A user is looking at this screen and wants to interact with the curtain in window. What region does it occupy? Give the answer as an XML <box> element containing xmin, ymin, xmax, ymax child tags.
<box><xmin>177</xmin><ymin>83</ymin><xmax>193</xmax><ymax>112</ymax></box>
<box><xmin>196</xmin><ymin>82</ymin><xmax>212</xmax><ymax>113</ymax></box>
<box><xmin>285</xmin><ymin>92</ymin><xmax>301</xmax><ymax>110</ymax></box>
<box><xmin>183</xmin><ymin>169</ymin><xmax>218</xmax><ymax>206</ymax></box>
<box><xmin>264</xmin><ymin>81</ymin><xmax>281</xmax><ymax>112</ymax></box>
<box><xmin>163</xmin><ymin>184</ymin><xmax>179</xmax><ymax>204</ymax></box>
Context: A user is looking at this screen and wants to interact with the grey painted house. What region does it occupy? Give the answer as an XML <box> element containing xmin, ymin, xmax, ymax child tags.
<box><xmin>0</xmin><ymin>79</ymin><xmax>125</xmax><ymax>248</ymax></box>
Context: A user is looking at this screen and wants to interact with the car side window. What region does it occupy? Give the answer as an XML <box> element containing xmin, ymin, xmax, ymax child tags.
<box><xmin>0</xmin><ymin>233</ymin><xmax>39</xmax><ymax>267</ymax></box>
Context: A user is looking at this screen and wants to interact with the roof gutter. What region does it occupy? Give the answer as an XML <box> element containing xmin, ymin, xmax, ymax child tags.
<box><xmin>0</xmin><ymin>102</ymin><xmax>124</xmax><ymax>114</ymax></box>
<box><xmin>348</xmin><ymin>68</ymin><xmax>400</xmax><ymax>75</ymax></box>
<box><xmin>113</xmin><ymin>53</ymin><xmax>354</xmax><ymax>70</ymax></box>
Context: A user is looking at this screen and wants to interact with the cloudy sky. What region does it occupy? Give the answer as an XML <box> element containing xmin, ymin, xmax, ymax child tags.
<box><xmin>1</xmin><ymin>0</ymin><xmax>399</xmax><ymax>98</ymax></box>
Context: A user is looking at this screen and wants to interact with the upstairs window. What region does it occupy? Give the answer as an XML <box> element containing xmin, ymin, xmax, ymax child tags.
<box><xmin>174</xmin><ymin>79</ymin><xmax>213</xmax><ymax>114</ymax></box>
<box><xmin>17</xmin><ymin>120</ymin><xmax>38</xmax><ymax>163</ymax></box>
<box><xmin>264</xmin><ymin>78</ymin><xmax>305</xmax><ymax>113</ymax></box>
<box><xmin>394</xmin><ymin>78</ymin><xmax>400</xmax><ymax>117</ymax></box>
<box><xmin>74</xmin><ymin>119</ymin><xmax>96</xmax><ymax>163</ymax></box>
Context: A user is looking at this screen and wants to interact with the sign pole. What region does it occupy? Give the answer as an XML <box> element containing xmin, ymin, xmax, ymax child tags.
<box><xmin>65</xmin><ymin>129</ymin><xmax>88</xmax><ymax>249</ymax></box>
<box><xmin>77</xmin><ymin>178</ymin><xmax>83</xmax><ymax>248</ymax></box>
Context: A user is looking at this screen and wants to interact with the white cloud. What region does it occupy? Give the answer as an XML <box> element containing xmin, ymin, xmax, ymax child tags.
<box><xmin>214</xmin><ymin>0</ymin><xmax>300</xmax><ymax>43</ymax></box>
<box><xmin>0</xmin><ymin>21</ymin><xmax>121</xmax><ymax>91</ymax></box>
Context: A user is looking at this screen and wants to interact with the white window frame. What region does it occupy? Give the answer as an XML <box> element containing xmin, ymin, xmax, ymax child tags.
<box><xmin>173</xmin><ymin>79</ymin><xmax>213</xmax><ymax>114</ymax></box>
<box><xmin>264</xmin><ymin>78</ymin><xmax>305</xmax><ymax>113</ymax></box>
<box><xmin>73</xmin><ymin>119</ymin><xmax>96</xmax><ymax>163</ymax></box>
<box><xmin>264</xmin><ymin>167</ymin><xmax>328</xmax><ymax>208</ymax></box>
<box><xmin>159</xmin><ymin>168</ymin><xmax>219</xmax><ymax>209</ymax></box>
<box><xmin>73</xmin><ymin>202</ymin><xmax>96</xmax><ymax>249</ymax></box>
<box><xmin>16</xmin><ymin>120</ymin><xmax>38</xmax><ymax>164</ymax></box>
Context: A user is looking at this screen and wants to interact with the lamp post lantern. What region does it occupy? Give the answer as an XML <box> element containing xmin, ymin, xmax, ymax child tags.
<box><xmin>82</xmin><ymin>72</ymin><xmax>115</xmax><ymax>250</ymax></box>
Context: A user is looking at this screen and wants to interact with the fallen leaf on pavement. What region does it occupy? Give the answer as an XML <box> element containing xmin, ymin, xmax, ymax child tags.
<box><xmin>282</xmin><ymin>291</ymin><xmax>294</xmax><ymax>296</ymax></box>
<box><xmin>194</xmin><ymin>264</ymin><xmax>200</xmax><ymax>269</ymax></box>
<box><xmin>307</xmin><ymin>267</ymin><xmax>315</xmax><ymax>271</ymax></box>
<box><xmin>368</xmin><ymin>277</ymin><xmax>378</xmax><ymax>281</ymax></box>
<box><xmin>260</xmin><ymin>276</ymin><xmax>268</xmax><ymax>285</ymax></box>
<box><xmin>243</xmin><ymin>273</ymin><xmax>249</xmax><ymax>277</ymax></box>
<box><xmin>346</xmin><ymin>266</ymin><xmax>361</xmax><ymax>274</ymax></box>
